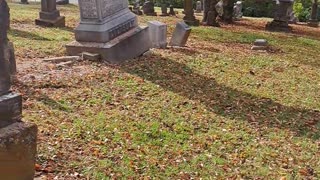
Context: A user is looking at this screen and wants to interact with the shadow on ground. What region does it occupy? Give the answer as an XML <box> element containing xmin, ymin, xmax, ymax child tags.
<box><xmin>119</xmin><ymin>53</ymin><xmax>320</xmax><ymax>139</ymax></box>
<box><xmin>9</xmin><ymin>29</ymin><xmax>51</xmax><ymax>41</ymax></box>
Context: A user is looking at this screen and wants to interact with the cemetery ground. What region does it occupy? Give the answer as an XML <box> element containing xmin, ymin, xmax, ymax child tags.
<box><xmin>9</xmin><ymin>2</ymin><xmax>320</xmax><ymax>179</ymax></box>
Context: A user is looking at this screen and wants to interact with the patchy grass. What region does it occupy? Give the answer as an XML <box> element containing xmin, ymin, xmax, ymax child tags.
<box><xmin>8</xmin><ymin>2</ymin><xmax>320</xmax><ymax>179</ymax></box>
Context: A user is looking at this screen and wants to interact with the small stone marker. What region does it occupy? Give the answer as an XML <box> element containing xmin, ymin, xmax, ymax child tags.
<box><xmin>251</xmin><ymin>39</ymin><xmax>268</xmax><ymax>50</ymax></box>
<box><xmin>35</xmin><ymin>0</ymin><xmax>65</xmax><ymax>27</ymax></box>
<box><xmin>169</xmin><ymin>22</ymin><xmax>191</xmax><ymax>47</ymax></box>
<box><xmin>148</xmin><ymin>21</ymin><xmax>167</xmax><ymax>49</ymax></box>
<box><xmin>0</xmin><ymin>1</ymin><xmax>37</xmax><ymax>179</ymax></box>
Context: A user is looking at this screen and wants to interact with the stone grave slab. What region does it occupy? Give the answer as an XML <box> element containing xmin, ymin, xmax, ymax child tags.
<box><xmin>148</xmin><ymin>21</ymin><xmax>167</xmax><ymax>49</ymax></box>
<box><xmin>169</xmin><ymin>22</ymin><xmax>191</xmax><ymax>47</ymax></box>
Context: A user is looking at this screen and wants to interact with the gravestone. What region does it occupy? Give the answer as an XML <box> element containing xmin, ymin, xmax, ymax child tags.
<box><xmin>184</xmin><ymin>0</ymin><xmax>200</xmax><ymax>26</ymax></box>
<box><xmin>169</xmin><ymin>22</ymin><xmax>191</xmax><ymax>47</ymax></box>
<box><xmin>233</xmin><ymin>1</ymin><xmax>243</xmax><ymax>21</ymax></box>
<box><xmin>0</xmin><ymin>1</ymin><xmax>37</xmax><ymax>179</ymax></box>
<box><xmin>251</xmin><ymin>39</ymin><xmax>268</xmax><ymax>50</ymax></box>
<box><xmin>266</xmin><ymin>0</ymin><xmax>293</xmax><ymax>32</ymax></box>
<box><xmin>160</xmin><ymin>3</ymin><xmax>169</xmax><ymax>16</ymax></box>
<box><xmin>66</xmin><ymin>0</ymin><xmax>151</xmax><ymax>64</ymax></box>
<box><xmin>148</xmin><ymin>21</ymin><xmax>167</xmax><ymax>49</ymax></box>
<box><xmin>142</xmin><ymin>1</ymin><xmax>157</xmax><ymax>16</ymax></box>
<box><xmin>308</xmin><ymin>0</ymin><xmax>319</xmax><ymax>27</ymax></box>
<box><xmin>35</xmin><ymin>0</ymin><xmax>65</xmax><ymax>27</ymax></box>
<box><xmin>196</xmin><ymin>1</ymin><xmax>202</xmax><ymax>13</ymax></box>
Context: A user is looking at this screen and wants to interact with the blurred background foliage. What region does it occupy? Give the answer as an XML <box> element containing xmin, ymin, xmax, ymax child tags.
<box><xmin>129</xmin><ymin>0</ymin><xmax>318</xmax><ymax>22</ymax></box>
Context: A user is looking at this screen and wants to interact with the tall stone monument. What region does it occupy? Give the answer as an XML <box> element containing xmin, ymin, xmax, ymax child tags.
<box><xmin>184</xmin><ymin>0</ymin><xmax>200</xmax><ymax>26</ymax></box>
<box><xmin>35</xmin><ymin>0</ymin><xmax>65</xmax><ymax>27</ymax></box>
<box><xmin>0</xmin><ymin>1</ymin><xmax>37</xmax><ymax>179</ymax></box>
<box><xmin>66</xmin><ymin>0</ymin><xmax>151</xmax><ymax>64</ymax></box>
<box><xmin>266</xmin><ymin>0</ymin><xmax>293</xmax><ymax>32</ymax></box>
<box><xmin>308</xmin><ymin>0</ymin><xmax>319</xmax><ymax>27</ymax></box>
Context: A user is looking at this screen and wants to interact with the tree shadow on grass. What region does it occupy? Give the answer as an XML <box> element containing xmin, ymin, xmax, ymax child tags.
<box><xmin>9</xmin><ymin>29</ymin><xmax>51</xmax><ymax>41</ymax></box>
<box><xmin>14</xmin><ymin>80</ymin><xmax>71</xmax><ymax>112</ymax></box>
<box><xmin>119</xmin><ymin>54</ymin><xmax>320</xmax><ymax>140</ymax></box>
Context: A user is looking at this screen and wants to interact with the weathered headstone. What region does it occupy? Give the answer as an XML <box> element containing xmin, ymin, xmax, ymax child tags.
<box><xmin>266</xmin><ymin>0</ymin><xmax>293</xmax><ymax>32</ymax></box>
<box><xmin>160</xmin><ymin>3</ymin><xmax>169</xmax><ymax>16</ymax></box>
<box><xmin>0</xmin><ymin>1</ymin><xmax>37</xmax><ymax>179</ymax></box>
<box><xmin>251</xmin><ymin>39</ymin><xmax>268</xmax><ymax>50</ymax></box>
<box><xmin>196</xmin><ymin>1</ymin><xmax>202</xmax><ymax>13</ymax></box>
<box><xmin>233</xmin><ymin>1</ymin><xmax>243</xmax><ymax>21</ymax></box>
<box><xmin>35</xmin><ymin>0</ymin><xmax>65</xmax><ymax>27</ymax></box>
<box><xmin>169</xmin><ymin>22</ymin><xmax>191</xmax><ymax>47</ymax></box>
<box><xmin>148</xmin><ymin>21</ymin><xmax>167</xmax><ymax>49</ymax></box>
<box><xmin>66</xmin><ymin>0</ymin><xmax>151</xmax><ymax>64</ymax></box>
<box><xmin>308</xmin><ymin>0</ymin><xmax>319</xmax><ymax>27</ymax></box>
<box><xmin>142</xmin><ymin>1</ymin><xmax>157</xmax><ymax>16</ymax></box>
<box><xmin>184</xmin><ymin>0</ymin><xmax>200</xmax><ymax>26</ymax></box>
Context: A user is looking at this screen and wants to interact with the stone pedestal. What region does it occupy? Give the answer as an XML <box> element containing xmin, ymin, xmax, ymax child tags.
<box><xmin>183</xmin><ymin>0</ymin><xmax>200</xmax><ymax>26</ymax></box>
<box><xmin>266</xmin><ymin>0</ymin><xmax>293</xmax><ymax>32</ymax></box>
<box><xmin>66</xmin><ymin>0</ymin><xmax>151</xmax><ymax>64</ymax></box>
<box><xmin>35</xmin><ymin>0</ymin><xmax>65</xmax><ymax>27</ymax></box>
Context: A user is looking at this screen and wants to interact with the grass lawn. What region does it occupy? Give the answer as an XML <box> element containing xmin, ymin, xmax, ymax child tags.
<box><xmin>8</xmin><ymin>2</ymin><xmax>320</xmax><ymax>179</ymax></box>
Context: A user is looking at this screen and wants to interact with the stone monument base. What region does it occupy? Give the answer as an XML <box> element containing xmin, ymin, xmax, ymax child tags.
<box><xmin>0</xmin><ymin>122</ymin><xmax>37</xmax><ymax>180</ymax></box>
<box><xmin>35</xmin><ymin>16</ymin><xmax>65</xmax><ymax>27</ymax></box>
<box><xmin>266</xmin><ymin>20</ymin><xmax>292</xmax><ymax>32</ymax></box>
<box><xmin>307</xmin><ymin>20</ymin><xmax>319</xmax><ymax>27</ymax></box>
<box><xmin>66</xmin><ymin>26</ymin><xmax>151</xmax><ymax>64</ymax></box>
